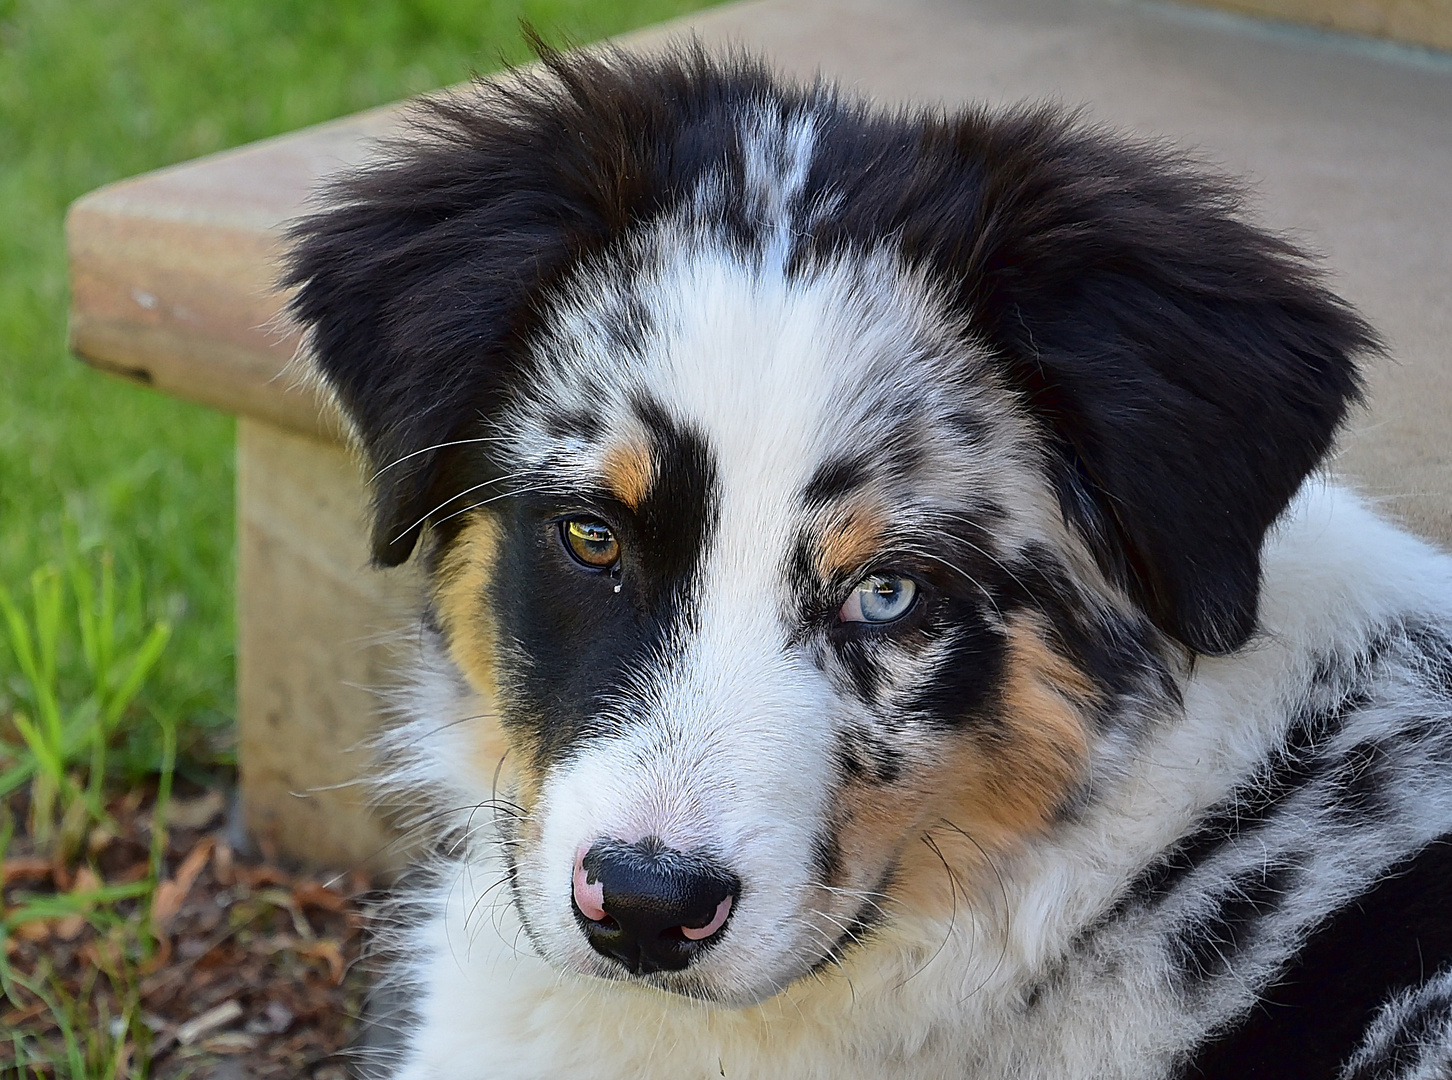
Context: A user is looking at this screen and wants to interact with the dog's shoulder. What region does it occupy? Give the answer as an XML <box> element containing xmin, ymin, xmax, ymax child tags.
<box><xmin>1129</xmin><ymin>485</ymin><xmax>1452</xmax><ymax>1077</ymax></box>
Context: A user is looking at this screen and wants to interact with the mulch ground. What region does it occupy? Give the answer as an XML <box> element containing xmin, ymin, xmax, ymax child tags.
<box><xmin>1</xmin><ymin>783</ymin><xmax>373</xmax><ymax>1078</ymax></box>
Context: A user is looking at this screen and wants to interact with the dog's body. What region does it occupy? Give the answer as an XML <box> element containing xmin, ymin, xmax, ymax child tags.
<box><xmin>286</xmin><ymin>48</ymin><xmax>1452</xmax><ymax>1079</ymax></box>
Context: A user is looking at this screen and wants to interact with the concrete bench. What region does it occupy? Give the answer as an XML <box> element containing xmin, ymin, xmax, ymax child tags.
<box><xmin>67</xmin><ymin>0</ymin><xmax>1452</xmax><ymax>869</ymax></box>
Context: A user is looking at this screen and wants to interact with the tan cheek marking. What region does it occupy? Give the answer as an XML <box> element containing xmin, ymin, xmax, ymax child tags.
<box><xmin>957</xmin><ymin>614</ymin><xmax>1095</xmax><ymax>837</ymax></box>
<box><xmin>816</xmin><ymin>503</ymin><xmax>887</xmax><ymax>583</ymax></box>
<box><xmin>831</xmin><ymin>614</ymin><xmax>1097</xmax><ymax>919</ymax></box>
<box><xmin>512</xmin><ymin>770</ymin><xmax>547</xmax><ymax>838</ymax></box>
<box><xmin>600</xmin><ymin>437</ymin><xmax>654</xmax><ymax>510</ymax></box>
<box><xmin>432</xmin><ymin>514</ymin><xmax>513</xmax><ymax>789</ymax></box>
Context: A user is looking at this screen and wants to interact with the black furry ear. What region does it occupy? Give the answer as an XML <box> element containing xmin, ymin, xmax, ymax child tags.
<box><xmin>281</xmin><ymin>94</ymin><xmax>571</xmax><ymax>565</ymax></box>
<box><xmin>811</xmin><ymin>106</ymin><xmax>1377</xmax><ymax>653</ymax></box>
<box><xmin>282</xmin><ymin>63</ymin><xmax>610</xmax><ymax>565</ymax></box>
<box><xmin>957</xmin><ymin>110</ymin><xmax>1377</xmax><ymax>653</ymax></box>
<box><xmin>284</xmin><ymin>43</ymin><xmax>765</xmax><ymax>564</ymax></box>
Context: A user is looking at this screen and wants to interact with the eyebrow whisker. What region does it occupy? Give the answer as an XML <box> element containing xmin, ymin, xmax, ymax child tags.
<box><xmin>390</xmin><ymin>471</ymin><xmax>539</xmax><ymax>543</ymax></box>
<box><xmin>371</xmin><ymin>434</ymin><xmax>515</xmax><ymax>480</ymax></box>
<box><xmin>393</xmin><ymin>482</ymin><xmax>556</xmax><ymax>542</ymax></box>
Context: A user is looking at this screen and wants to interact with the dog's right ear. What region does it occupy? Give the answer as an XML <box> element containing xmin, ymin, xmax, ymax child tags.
<box><xmin>284</xmin><ymin>44</ymin><xmax>748</xmax><ymax>564</ymax></box>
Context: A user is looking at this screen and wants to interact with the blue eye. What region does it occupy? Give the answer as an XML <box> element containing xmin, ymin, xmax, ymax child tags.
<box><xmin>839</xmin><ymin>575</ymin><xmax>918</xmax><ymax>624</ymax></box>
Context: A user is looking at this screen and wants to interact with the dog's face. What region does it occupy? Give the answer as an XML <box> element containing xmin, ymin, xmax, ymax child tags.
<box><xmin>287</xmin><ymin>49</ymin><xmax>1370</xmax><ymax>1004</ymax></box>
<box><xmin>444</xmin><ymin>242</ymin><xmax>1090</xmax><ymax>1001</ymax></box>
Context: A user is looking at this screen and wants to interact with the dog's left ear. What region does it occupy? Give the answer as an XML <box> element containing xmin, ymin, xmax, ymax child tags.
<box><xmin>281</xmin><ymin>103</ymin><xmax>563</xmax><ymax>566</ymax></box>
<box><xmin>902</xmin><ymin>108</ymin><xmax>1378</xmax><ymax>654</ymax></box>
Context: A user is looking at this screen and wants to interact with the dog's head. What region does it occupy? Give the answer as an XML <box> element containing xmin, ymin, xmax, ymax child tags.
<box><xmin>286</xmin><ymin>46</ymin><xmax>1373</xmax><ymax>1004</ymax></box>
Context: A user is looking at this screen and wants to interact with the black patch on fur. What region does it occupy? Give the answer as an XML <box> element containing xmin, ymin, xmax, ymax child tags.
<box><xmin>810</xmin><ymin>828</ymin><xmax>843</xmax><ymax>886</ymax></box>
<box><xmin>488</xmin><ymin>402</ymin><xmax>718</xmax><ymax>771</ymax></box>
<box><xmin>1181</xmin><ymin>837</ymin><xmax>1452</xmax><ymax>1079</ymax></box>
<box><xmin>834</xmin><ymin>727</ymin><xmax>905</xmax><ymax>786</ymax></box>
<box><xmin>863</xmin><ymin>732</ymin><xmax>904</xmax><ymax>785</ymax></box>
<box><xmin>901</xmin><ymin>610</ymin><xmax>1007</xmax><ymax>728</ymax></box>
<box><xmin>1325</xmin><ymin>737</ymin><xmax>1399</xmax><ymax>823</ymax></box>
<box><xmin>833</xmin><ymin>636</ymin><xmax>888</xmax><ymax>705</ymax></box>
<box><xmin>599</xmin><ymin>294</ymin><xmax>655</xmax><ymax>359</ymax></box>
<box><xmin>1168</xmin><ymin>860</ymin><xmax>1300</xmax><ymax>988</ymax></box>
<box><xmin>835</xmin><ymin>743</ymin><xmax>867</xmax><ymax>782</ymax></box>
<box><xmin>628</xmin><ymin>394</ymin><xmax>720</xmax><ymax>615</ymax></box>
<box><xmin>802</xmin><ymin>456</ymin><xmax>872</xmax><ymax>507</ymax></box>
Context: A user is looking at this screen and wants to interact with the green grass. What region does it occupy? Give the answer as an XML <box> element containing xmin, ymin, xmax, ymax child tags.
<box><xmin>0</xmin><ymin>0</ymin><xmax>720</xmax><ymax>775</ymax></box>
<box><xmin>0</xmin><ymin>550</ymin><xmax>171</xmax><ymax>849</ymax></box>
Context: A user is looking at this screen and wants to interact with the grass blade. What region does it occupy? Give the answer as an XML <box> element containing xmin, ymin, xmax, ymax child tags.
<box><xmin>102</xmin><ymin>623</ymin><xmax>171</xmax><ymax>731</ymax></box>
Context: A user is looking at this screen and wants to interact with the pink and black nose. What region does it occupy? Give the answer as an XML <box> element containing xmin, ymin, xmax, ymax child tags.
<box><xmin>572</xmin><ymin>838</ymin><xmax>739</xmax><ymax>974</ymax></box>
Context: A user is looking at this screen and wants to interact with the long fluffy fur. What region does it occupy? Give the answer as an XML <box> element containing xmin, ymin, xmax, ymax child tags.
<box><xmin>284</xmin><ymin>45</ymin><xmax>1452</xmax><ymax>1080</ymax></box>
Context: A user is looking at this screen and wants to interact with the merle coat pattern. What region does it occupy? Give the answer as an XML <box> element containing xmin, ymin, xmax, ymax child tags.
<box><xmin>285</xmin><ymin>44</ymin><xmax>1452</xmax><ymax>1080</ymax></box>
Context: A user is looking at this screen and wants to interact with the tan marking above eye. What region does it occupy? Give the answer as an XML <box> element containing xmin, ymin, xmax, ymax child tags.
<box><xmin>600</xmin><ymin>437</ymin><xmax>654</xmax><ymax>510</ymax></box>
<box><xmin>816</xmin><ymin>502</ymin><xmax>887</xmax><ymax>583</ymax></box>
<box><xmin>564</xmin><ymin>519</ymin><xmax>621</xmax><ymax>568</ymax></box>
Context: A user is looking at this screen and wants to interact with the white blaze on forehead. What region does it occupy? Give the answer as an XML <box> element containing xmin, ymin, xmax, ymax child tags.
<box><xmin>505</xmin><ymin>102</ymin><xmax>1030</xmax><ymax>522</ymax></box>
<box><xmin>738</xmin><ymin>105</ymin><xmax>820</xmax><ymax>265</ymax></box>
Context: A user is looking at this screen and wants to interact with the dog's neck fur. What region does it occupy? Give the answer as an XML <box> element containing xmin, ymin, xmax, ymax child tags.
<box><xmin>379</xmin><ymin>480</ymin><xmax>1452</xmax><ymax>1080</ymax></box>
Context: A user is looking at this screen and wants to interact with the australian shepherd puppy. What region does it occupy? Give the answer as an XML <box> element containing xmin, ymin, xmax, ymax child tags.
<box><xmin>285</xmin><ymin>44</ymin><xmax>1452</xmax><ymax>1080</ymax></box>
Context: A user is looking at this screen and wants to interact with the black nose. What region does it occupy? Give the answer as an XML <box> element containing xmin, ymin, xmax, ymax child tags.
<box><xmin>573</xmin><ymin>838</ymin><xmax>739</xmax><ymax>974</ymax></box>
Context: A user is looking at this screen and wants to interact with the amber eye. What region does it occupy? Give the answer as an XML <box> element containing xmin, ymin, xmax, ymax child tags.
<box><xmin>562</xmin><ymin>519</ymin><xmax>620</xmax><ymax>569</ymax></box>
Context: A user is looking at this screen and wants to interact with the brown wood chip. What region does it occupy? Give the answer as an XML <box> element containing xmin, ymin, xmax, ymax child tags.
<box><xmin>151</xmin><ymin>836</ymin><xmax>215</xmax><ymax>935</ymax></box>
<box><xmin>292</xmin><ymin>880</ymin><xmax>347</xmax><ymax>913</ymax></box>
<box><xmin>296</xmin><ymin>939</ymin><xmax>346</xmax><ymax>986</ymax></box>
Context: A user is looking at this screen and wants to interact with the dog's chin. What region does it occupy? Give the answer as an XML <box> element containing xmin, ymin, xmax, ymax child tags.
<box><xmin>589</xmin><ymin>963</ymin><xmax>810</xmax><ymax>1009</ymax></box>
<box><xmin>545</xmin><ymin>938</ymin><xmax>823</xmax><ymax>1009</ymax></box>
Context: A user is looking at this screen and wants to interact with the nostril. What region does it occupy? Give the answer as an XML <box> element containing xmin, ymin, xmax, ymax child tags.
<box><xmin>680</xmin><ymin>894</ymin><xmax>732</xmax><ymax>941</ymax></box>
<box><xmin>573</xmin><ymin>837</ymin><xmax>740</xmax><ymax>974</ymax></box>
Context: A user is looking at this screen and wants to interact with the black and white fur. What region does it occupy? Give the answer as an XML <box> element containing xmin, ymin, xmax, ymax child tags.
<box><xmin>285</xmin><ymin>44</ymin><xmax>1452</xmax><ymax>1079</ymax></box>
